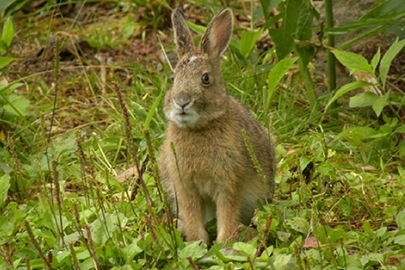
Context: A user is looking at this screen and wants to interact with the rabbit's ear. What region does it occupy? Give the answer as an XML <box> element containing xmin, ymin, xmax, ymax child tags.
<box><xmin>172</xmin><ymin>8</ymin><xmax>194</xmax><ymax>57</ymax></box>
<box><xmin>200</xmin><ymin>8</ymin><xmax>233</xmax><ymax>60</ymax></box>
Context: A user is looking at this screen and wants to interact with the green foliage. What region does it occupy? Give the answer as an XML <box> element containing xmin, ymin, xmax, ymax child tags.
<box><xmin>0</xmin><ymin>16</ymin><xmax>17</xmax><ymax>68</ymax></box>
<box><xmin>327</xmin><ymin>0</ymin><xmax>405</xmax><ymax>48</ymax></box>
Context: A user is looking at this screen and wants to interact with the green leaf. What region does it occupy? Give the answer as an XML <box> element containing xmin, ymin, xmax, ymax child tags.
<box><xmin>362</xmin><ymin>221</ymin><xmax>374</xmax><ymax>236</ymax></box>
<box><xmin>393</xmin><ymin>234</ymin><xmax>405</xmax><ymax>245</ymax></box>
<box><xmin>266</xmin><ymin>57</ymin><xmax>298</xmax><ymax>113</ymax></box>
<box><xmin>294</xmin><ymin>1</ymin><xmax>317</xmax><ymax>41</ymax></box>
<box><xmin>130</xmin><ymin>101</ymin><xmax>147</xmax><ymax>121</ymax></box>
<box><xmin>299</xmin><ymin>156</ymin><xmax>312</xmax><ymax>173</ymax></box>
<box><xmin>379</xmin><ymin>37</ymin><xmax>405</xmax><ymax>89</ymax></box>
<box><xmin>144</xmin><ymin>89</ymin><xmax>163</xmax><ymax>128</ymax></box>
<box><xmin>90</xmin><ymin>213</ymin><xmax>127</xmax><ymax>245</ymax></box>
<box><xmin>372</xmin><ymin>92</ymin><xmax>389</xmax><ymax>117</ymax></box>
<box><xmin>394</xmin><ymin>124</ymin><xmax>405</xmax><ymax>134</ymax></box>
<box><xmin>371</xmin><ymin>48</ymin><xmax>381</xmax><ymax>73</ymax></box>
<box><xmin>285</xmin><ymin>217</ymin><xmax>309</xmax><ymax>234</ymax></box>
<box><xmin>396</xmin><ymin>208</ymin><xmax>405</xmax><ymax>230</ymax></box>
<box><xmin>399</xmin><ymin>140</ymin><xmax>405</xmax><ymax>157</ymax></box>
<box><xmin>0</xmin><ymin>174</ymin><xmax>10</xmax><ymax>207</ymax></box>
<box><xmin>359</xmin><ymin>0</ymin><xmax>405</xmax><ymax>21</ymax></box>
<box><xmin>339</xmin><ymin>197</ymin><xmax>353</xmax><ymax>217</ymax></box>
<box><xmin>349</xmin><ymin>92</ymin><xmax>379</xmax><ymax>108</ymax></box>
<box><xmin>3</xmin><ymin>94</ymin><xmax>29</xmax><ymax>116</ymax></box>
<box><xmin>233</xmin><ymin>242</ymin><xmax>256</xmax><ymax>257</ymax></box>
<box><xmin>239</xmin><ymin>29</ymin><xmax>263</xmax><ymax>57</ymax></box>
<box><xmin>260</xmin><ymin>0</ymin><xmax>282</xmax><ymax>17</ymax></box>
<box><xmin>315</xmin><ymin>226</ymin><xmax>346</xmax><ymax>243</ymax></box>
<box><xmin>179</xmin><ymin>241</ymin><xmax>206</xmax><ymax>260</ymax></box>
<box><xmin>1</xmin><ymin>17</ymin><xmax>15</xmax><ymax>47</ymax></box>
<box><xmin>0</xmin><ymin>57</ymin><xmax>16</xmax><ymax>68</ymax></box>
<box><xmin>331</xmin><ymin>50</ymin><xmax>373</xmax><ymax>75</ymax></box>
<box><xmin>268</xmin><ymin>0</ymin><xmax>301</xmax><ymax>59</ymax></box>
<box><xmin>325</xmin><ymin>81</ymin><xmax>374</xmax><ymax>111</ymax></box>
<box><xmin>273</xmin><ymin>254</ymin><xmax>293</xmax><ymax>269</ymax></box>
<box><xmin>0</xmin><ymin>0</ymin><xmax>18</xmax><ymax>14</ymax></box>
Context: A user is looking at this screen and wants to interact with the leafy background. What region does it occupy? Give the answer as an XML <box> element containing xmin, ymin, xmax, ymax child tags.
<box><xmin>1</xmin><ymin>0</ymin><xmax>405</xmax><ymax>269</ymax></box>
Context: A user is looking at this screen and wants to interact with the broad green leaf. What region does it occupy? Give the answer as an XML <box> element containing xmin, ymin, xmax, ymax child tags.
<box><xmin>349</xmin><ymin>92</ymin><xmax>379</xmax><ymax>108</ymax></box>
<box><xmin>3</xmin><ymin>94</ymin><xmax>29</xmax><ymax>116</ymax></box>
<box><xmin>273</xmin><ymin>254</ymin><xmax>292</xmax><ymax>269</ymax></box>
<box><xmin>361</xmin><ymin>253</ymin><xmax>384</xmax><ymax>266</ymax></box>
<box><xmin>394</xmin><ymin>124</ymin><xmax>405</xmax><ymax>134</ymax></box>
<box><xmin>1</xmin><ymin>17</ymin><xmax>14</xmax><ymax>47</ymax></box>
<box><xmin>0</xmin><ymin>174</ymin><xmax>10</xmax><ymax>206</ymax></box>
<box><xmin>362</xmin><ymin>221</ymin><xmax>373</xmax><ymax>236</ymax></box>
<box><xmin>326</xmin><ymin>81</ymin><xmax>374</xmax><ymax>111</ymax></box>
<box><xmin>233</xmin><ymin>242</ymin><xmax>256</xmax><ymax>257</ymax></box>
<box><xmin>375</xmin><ymin>227</ymin><xmax>387</xmax><ymax>238</ymax></box>
<box><xmin>285</xmin><ymin>217</ymin><xmax>309</xmax><ymax>234</ymax></box>
<box><xmin>269</xmin><ymin>0</ymin><xmax>301</xmax><ymax>59</ymax></box>
<box><xmin>179</xmin><ymin>241</ymin><xmax>206</xmax><ymax>260</ymax></box>
<box><xmin>0</xmin><ymin>57</ymin><xmax>16</xmax><ymax>68</ymax></box>
<box><xmin>90</xmin><ymin>213</ymin><xmax>127</xmax><ymax>245</ymax></box>
<box><xmin>331</xmin><ymin>50</ymin><xmax>373</xmax><ymax>75</ymax></box>
<box><xmin>372</xmin><ymin>92</ymin><xmax>389</xmax><ymax>117</ymax></box>
<box><xmin>294</xmin><ymin>0</ymin><xmax>317</xmax><ymax>41</ymax></box>
<box><xmin>315</xmin><ymin>226</ymin><xmax>346</xmax><ymax>243</ymax></box>
<box><xmin>239</xmin><ymin>29</ymin><xmax>263</xmax><ymax>57</ymax></box>
<box><xmin>258</xmin><ymin>245</ymin><xmax>274</xmax><ymax>261</ymax></box>
<box><xmin>336</xmin><ymin>126</ymin><xmax>379</xmax><ymax>142</ymax></box>
<box><xmin>379</xmin><ymin>37</ymin><xmax>405</xmax><ymax>89</ymax></box>
<box><xmin>0</xmin><ymin>82</ymin><xmax>23</xmax><ymax>95</ymax></box>
<box><xmin>396</xmin><ymin>208</ymin><xmax>405</xmax><ymax>230</ymax></box>
<box><xmin>277</xmin><ymin>231</ymin><xmax>290</xmax><ymax>242</ymax></box>
<box><xmin>130</xmin><ymin>101</ymin><xmax>147</xmax><ymax>121</ymax></box>
<box><xmin>266</xmin><ymin>57</ymin><xmax>298</xmax><ymax>113</ymax></box>
<box><xmin>394</xmin><ymin>234</ymin><xmax>405</xmax><ymax>245</ymax></box>
<box><xmin>299</xmin><ymin>156</ymin><xmax>312</xmax><ymax>173</ymax></box>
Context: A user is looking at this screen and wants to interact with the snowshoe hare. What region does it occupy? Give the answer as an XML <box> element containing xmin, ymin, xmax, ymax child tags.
<box><xmin>158</xmin><ymin>8</ymin><xmax>276</xmax><ymax>244</ymax></box>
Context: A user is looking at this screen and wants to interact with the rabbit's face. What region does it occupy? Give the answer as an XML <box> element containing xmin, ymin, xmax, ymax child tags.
<box><xmin>164</xmin><ymin>52</ymin><xmax>227</xmax><ymax>129</ymax></box>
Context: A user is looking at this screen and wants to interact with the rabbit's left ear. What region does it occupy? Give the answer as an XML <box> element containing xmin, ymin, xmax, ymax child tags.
<box><xmin>200</xmin><ymin>8</ymin><xmax>233</xmax><ymax>60</ymax></box>
<box><xmin>172</xmin><ymin>8</ymin><xmax>194</xmax><ymax>57</ymax></box>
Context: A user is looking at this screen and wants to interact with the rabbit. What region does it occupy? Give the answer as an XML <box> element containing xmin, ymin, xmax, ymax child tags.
<box><xmin>158</xmin><ymin>7</ymin><xmax>276</xmax><ymax>244</ymax></box>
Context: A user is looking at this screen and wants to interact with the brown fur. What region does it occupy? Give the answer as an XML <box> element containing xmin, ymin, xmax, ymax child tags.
<box><xmin>158</xmin><ymin>8</ymin><xmax>276</xmax><ymax>244</ymax></box>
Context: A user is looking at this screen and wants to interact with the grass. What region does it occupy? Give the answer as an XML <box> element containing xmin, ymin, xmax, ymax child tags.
<box><xmin>1</xmin><ymin>0</ymin><xmax>405</xmax><ymax>269</ymax></box>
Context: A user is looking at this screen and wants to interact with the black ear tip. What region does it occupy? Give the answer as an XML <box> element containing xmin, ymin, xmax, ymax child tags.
<box><xmin>172</xmin><ymin>8</ymin><xmax>185</xmax><ymax>18</ymax></box>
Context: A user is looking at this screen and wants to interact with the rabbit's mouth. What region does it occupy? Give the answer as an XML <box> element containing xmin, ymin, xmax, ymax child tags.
<box><xmin>166</xmin><ymin>107</ymin><xmax>199</xmax><ymax>128</ymax></box>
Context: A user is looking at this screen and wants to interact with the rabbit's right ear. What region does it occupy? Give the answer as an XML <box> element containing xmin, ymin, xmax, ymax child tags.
<box><xmin>172</xmin><ymin>8</ymin><xmax>194</xmax><ymax>57</ymax></box>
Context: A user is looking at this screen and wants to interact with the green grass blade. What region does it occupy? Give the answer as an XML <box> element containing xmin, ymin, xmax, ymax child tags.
<box><xmin>265</xmin><ymin>57</ymin><xmax>298</xmax><ymax>115</ymax></box>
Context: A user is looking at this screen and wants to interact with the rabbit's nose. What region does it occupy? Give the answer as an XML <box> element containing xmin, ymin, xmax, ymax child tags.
<box><xmin>174</xmin><ymin>99</ymin><xmax>192</xmax><ymax>110</ymax></box>
<box><xmin>174</xmin><ymin>92</ymin><xmax>193</xmax><ymax>109</ymax></box>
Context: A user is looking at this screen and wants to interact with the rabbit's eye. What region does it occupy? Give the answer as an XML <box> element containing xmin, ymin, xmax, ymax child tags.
<box><xmin>170</xmin><ymin>74</ymin><xmax>175</xmax><ymax>81</ymax></box>
<box><xmin>201</xmin><ymin>73</ymin><xmax>210</xmax><ymax>85</ymax></box>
